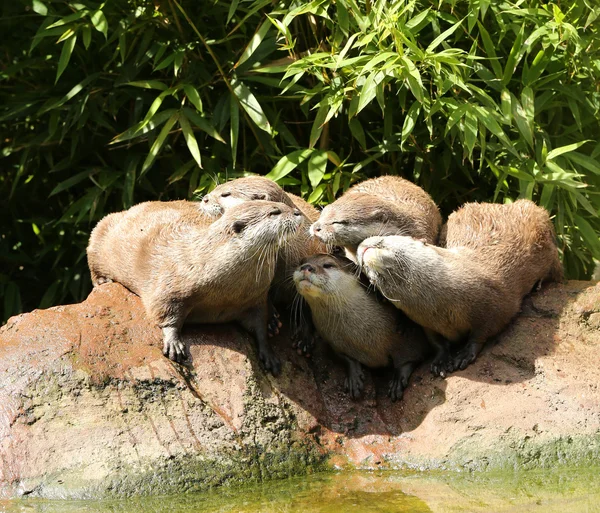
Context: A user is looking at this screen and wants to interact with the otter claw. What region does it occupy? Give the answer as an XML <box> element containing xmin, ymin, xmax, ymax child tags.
<box><xmin>259</xmin><ymin>350</ymin><xmax>281</xmax><ymax>377</ymax></box>
<box><xmin>344</xmin><ymin>372</ymin><xmax>364</xmax><ymax>399</ymax></box>
<box><xmin>164</xmin><ymin>341</ymin><xmax>187</xmax><ymax>364</ymax></box>
<box><xmin>387</xmin><ymin>380</ymin><xmax>405</xmax><ymax>402</ymax></box>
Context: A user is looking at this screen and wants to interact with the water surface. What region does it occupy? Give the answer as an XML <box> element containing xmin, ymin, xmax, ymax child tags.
<box><xmin>2</xmin><ymin>468</ymin><xmax>599</xmax><ymax>513</ymax></box>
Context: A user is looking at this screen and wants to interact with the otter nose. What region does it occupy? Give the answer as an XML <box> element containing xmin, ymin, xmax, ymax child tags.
<box><xmin>293</xmin><ymin>208</ymin><xmax>302</xmax><ymax>216</ymax></box>
<box><xmin>312</xmin><ymin>223</ymin><xmax>321</xmax><ymax>233</ymax></box>
<box><xmin>269</xmin><ymin>207</ymin><xmax>282</xmax><ymax>216</ymax></box>
<box><xmin>202</xmin><ymin>196</ymin><xmax>209</xmax><ymax>203</ymax></box>
<box><xmin>300</xmin><ymin>263</ymin><xmax>314</xmax><ymax>273</ymax></box>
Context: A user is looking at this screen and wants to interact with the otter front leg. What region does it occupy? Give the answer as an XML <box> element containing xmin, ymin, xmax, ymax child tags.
<box><xmin>293</xmin><ymin>305</ymin><xmax>318</xmax><ymax>357</ymax></box>
<box><xmin>238</xmin><ymin>303</ymin><xmax>281</xmax><ymax>376</ymax></box>
<box><xmin>161</xmin><ymin>325</ymin><xmax>187</xmax><ymax>363</ymax></box>
<box><xmin>446</xmin><ymin>333</ymin><xmax>486</xmax><ymax>373</ymax></box>
<box><xmin>267</xmin><ymin>298</ymin><xmax>282</xmax><ymax>338</ymax></box>
<box><xmin>342</xmin><ymin>355</ymin><xmax>364</xmax><ymax>399</ymax></box>
<box><xmin>425</xmin><ymin>329</ymin><xmax>451</xmax><ymax>378</ymax></box>
<box><xmin>388</xmin><ymin>361</ymin><xmax>417</xmax><ymax>402</ymax></box>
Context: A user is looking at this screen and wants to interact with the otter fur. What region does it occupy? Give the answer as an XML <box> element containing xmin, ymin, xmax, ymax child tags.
<box><xmin>293</xmin><ymin>253</ymin><xmax>429</xmax><ymax>400</ymax></box>
<box><xmin>310</xmin><ymin>176</ymin><xmax>442</xmax><ymax>262</ymax></box>
<box><xmin>358</xmin><ymin>199</ymin><xmax>563</xmax><ymax>374</ymax></box>
<box><xmin>87</xmin><ymin>200</ymin><xmax>303</xmax><ymax>375</ymax></box>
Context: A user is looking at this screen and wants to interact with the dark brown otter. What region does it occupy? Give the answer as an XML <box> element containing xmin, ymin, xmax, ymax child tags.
<box><xmin>310</xmin><ymin>176</ymin><xmax>442</xmax><ymax>262</ymax></box>
<box><xmin>87</xmin><ymin>200</ymin><xmax>303</xmax><ymax>375</ymax></box>
<box><xmin>357</xmin><ymin>199</ymin><xmax>563</xmax><ymax>375</ymax></box>
<box><xmin>293</xmin><ymin>253</ymin><xmax>430</xmax><ymax>400</ymax></box>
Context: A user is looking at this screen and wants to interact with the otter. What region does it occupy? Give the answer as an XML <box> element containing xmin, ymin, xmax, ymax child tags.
<box><xmin>200</xmin><ymin>176</ymin><xmax>325</xmax><ymax>352</ymax></box>
<box><xmin>293</xmin><ymin>253</ymin><xmax>430</xmax><ymax>400</ymax></box>
<box><xmin>87</xmin><ymin>200</ymin><xmax>303</xmax><ymax>375</ymax></box>
<box><xmin>357</xmin><ymin>199</ymin><xmax>563</xmax><ymax>375</ymax></box>
<box><xmin>200</xmin><ymin>176</ymin><xmax>320</xmax><ymax>222</ymax></box>
<box><xmin>310</xmin><ymin>176</ymin><xmax>442</xmax><ymax>262</ymax></box>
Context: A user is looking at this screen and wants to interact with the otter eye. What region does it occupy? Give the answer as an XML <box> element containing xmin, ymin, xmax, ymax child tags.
<box><xmin>323</xmin><ymin>263</ymin><xmax>335</xmax><ymax>269</ymax></box>
<box><xmin>232</xmin><ymin>220</ymin><xmax>246</xmax><ymax>233</ymax></box>
<box><xmin>333</xmin><ymin>220</ymin><xmax>348</xmax><ymax>225</ymax></box>
<box><xmin>221</xmin><ymin>192</ymin><xmax>231</xmax><ymax>198</ymax></box>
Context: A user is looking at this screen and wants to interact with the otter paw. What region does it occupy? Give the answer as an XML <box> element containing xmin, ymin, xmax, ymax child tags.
<box><xmin>267</xmin><ymin>313</ymin><xmax>282</xmax><ymax>338</ymax></box>
<box><xmin>430</xmin><ymin>358</ymin><xmax>447</xmax><ymax>378</ymax></box>
<box><xmin>259</xmin><ymin>349</ymin><xmax>281</xmax><ymax>377</ymax></box>
<box><xmin>449</xmin><ymin>348</ymin><xmax>477</xmax><ymax>373</ymax></box>
<box><xmin>387</xmin><ymin>378</ymin><xmax>405</xmax><ymax>402</ymax></box>
<box><xmin>294</xmin><ymin>335</ymin><xmax>315</xmax><ymax>358</ymax></box>
<box><xmin>163</xmin><ymin>339</ymin><xmax>187</xmax><ymax>364</ymax></box>
<box><xmin>344</xmin><ymin>372</ymin><xmax>364</xmax><ymax>399</ymax></box>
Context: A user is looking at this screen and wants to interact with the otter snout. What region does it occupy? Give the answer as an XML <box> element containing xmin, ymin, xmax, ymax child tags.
<box><xmin>300</xmin><ymin>263</ymin><xmax>315</xmax><ymax>273</ymax></box>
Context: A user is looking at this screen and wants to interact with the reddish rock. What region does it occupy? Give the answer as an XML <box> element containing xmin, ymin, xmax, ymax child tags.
<box><xmin>1</xmin><ymin>281</ymin><xmax>599</xmax><ymax>498</ymax></box>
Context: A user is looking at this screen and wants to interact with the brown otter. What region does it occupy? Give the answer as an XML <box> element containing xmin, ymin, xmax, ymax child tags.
<box><xmin>357</xmin><ymin>199</ymin><xmax>563</xmax><ymax>375</ymax></box>
<box><xmin>200</xmin><ymin>176</ymin><xmax>325</xmax><ymax>351</ymax></box>
<box><xmin>87</xmin><ymin>200</ymin><xmax>303</xmax><ymax>375</ymax></box>
<box><xmin>310</xmin><ymin>176</ymin><xmax>442</xmax><ymax>262</ymax></box>
<box><xmin>293</xmin><ymin>253</ymin><xmax>430</xmax><ymax>400</ymax></box>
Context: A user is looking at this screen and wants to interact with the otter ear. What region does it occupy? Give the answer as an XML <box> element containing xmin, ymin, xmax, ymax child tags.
<box><xmin>232</xmin><ymin>220</ymin><xmax>246</xmax><ymax>233</ymax></box>
<box><xmin>251</xmin><ymin>193</ymin><xmax>268</xmax><ymax>200</ymax></box>
<box><xmin>371</xmin><ymin>209</ymin><xmax>390</xmax><ymax>222</ymax></box>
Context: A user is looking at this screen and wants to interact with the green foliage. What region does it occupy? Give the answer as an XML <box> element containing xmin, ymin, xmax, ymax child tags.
<box><xmin>1</xmin><ymin>0</ymin><xmax>599</xmax><ymax>322</ymax></box>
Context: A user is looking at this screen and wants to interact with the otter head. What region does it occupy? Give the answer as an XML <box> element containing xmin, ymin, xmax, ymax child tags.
<box><xmin>217</xmin><ymin>200</ymin><xmax>303</xmax><ymax>250</ymax></box>
<box><xmin>293</xmin><ymin>253</ymin><xmax>359</xmax><ymax>301</ymax></box>
<box><xmin>310</xmin><ymin>195</ymin><xmax>406</xmax><ymax>248</ymax></box>
<box><xmin>200</xmin><ymin>177</ymin><xmax>291</xmax><ymax>218</ymax></box>
<box><xmin>357</xmin><ymin>235</ymin><xmax>434</xmax><ymax>284</ymax></box>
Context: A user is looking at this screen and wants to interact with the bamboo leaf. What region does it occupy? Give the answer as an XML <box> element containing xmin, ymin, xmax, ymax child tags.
<box><xmin>309</xmin><ymin>103</ymin><xmax>328</xmax><ymax>148</ymax></box>
<box><xmin>502</xmin><ymin>24</ymin><xmax>525</xmax><ymax>86</ymax></box>
<box><xmin>90</xmin><ymin>10</ymin><xmax>108</xmax><ymax>39</ymax></box>
<box><xmin>547</xmin><ymin>141</ymin><xmax>591</xmax><ymax>161</ymax></box>
<box><xmin>32</xmin><ymin>0</ymin><xmax>48</xmax><ymax>15</ymax></box>
<box><xmin>183</xmin><ymin>108</ymin><xmax>225</xmax><ymax>143</ymax></box>
<box><xmin>266</xmin><ymin>149</ymin><xmax>314</xmax><ymax>182</ymax></box>
<box><xmin>56</xmin><ymin>33</ymin><xmax>77</xmax><ymax>83</ymax></box>
<box><xmin>230</xmin><ymin>95</ymin><xmax>239</xmax><ymax>168</ymax></box>
<box><xmin>125</xmin><ymin>80</ymin><xmax>168</xmax><ymax>91</ymax></box>
<box><xmin>230</xmin><ymin>78</ymin><xmax>271</xmax><ymax>133</ymax></box>
<box><xmin>82</xmin><ymin>25</ymin><xmax>91</xmax><ymax>49</ymax></box>
<box><xmin>183</xmin><ymin>85</ymin><xmax>203</xmax><ymax>113</ymax></box>
<box><xmin>565</xmin><ymin>152</ymin><xmax>600</xmax><ymax>176</ymax></box>
<box><xmin>235</xmin><ymin>19</ymin><xmax>270</xmax><ymax>68</ymax></box>
<box><xmin>179</xmin><ymin>113</ymin><xmax>202</xmax><ymax>168</ymax></box>
<box><xmin>308</xmin><ymin>150</ymin><xmax>328</xmax><ymax>187</ymax></box>
<box><xmin>575</xmin><ymin>215</ymin><xmax>600</xmax><ymax>257</ymax></box>
<box><xmin>111</xmin><ymin>109</ymin><xmax>177</xmax><ymax>144</ymax></box>
<box><xmin>426</xmin><ymin>17</ymin><xmax>464</xmax><ymax>53</ymax></box>
<box><xmin>141</xmin><ymin>112</ymin><xmax>179</xmax><ymax>175</ymax></box>
<box><xmin>401</xmin><ymin>102</ymin><xmax>420</xmax><ymax>148</ymax></box>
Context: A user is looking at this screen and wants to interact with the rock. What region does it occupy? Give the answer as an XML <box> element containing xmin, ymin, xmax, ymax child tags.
<box><xmin>1</xmin><ymin>281</ymin><xmax>599</xmax><ymax>499</ymax></box>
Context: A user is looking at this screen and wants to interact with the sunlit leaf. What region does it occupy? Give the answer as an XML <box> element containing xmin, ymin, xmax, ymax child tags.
<box><xmin>266</xmin><ymin>149</ymin><xmax>314</xmax><ymax>182</ymax></box>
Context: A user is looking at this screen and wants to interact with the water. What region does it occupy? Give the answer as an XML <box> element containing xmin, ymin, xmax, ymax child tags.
<box><xmin>2</xmin><ymin>468</ymin><xmax>599</xmax><ymax>513</ymax></box>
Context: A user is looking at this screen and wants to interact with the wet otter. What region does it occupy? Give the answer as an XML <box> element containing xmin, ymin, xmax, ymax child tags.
<box><xmin>293</xmin><ymin>253</ymin><xmax>430</xmax><ymax>400</ymax></box>
<box><xmin>357</xmin><ymin>199</ymin><xmax>563</xmax><ymax>374</ymax></box>
<box><xmin>310</xmin><ymin>176</ymin><xmax>442</xmax><ymax>262</ymax></box>
<box><xmin>87</xmin><ymin>200</ymin><xmax>303</xmax><ymax>375</ymax></box>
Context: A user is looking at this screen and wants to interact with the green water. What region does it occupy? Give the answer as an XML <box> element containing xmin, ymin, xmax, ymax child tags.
<box><xmin>3</xmin><ymin>469</ymin><xmax>600</xmax><ymax>513</ymax></box>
